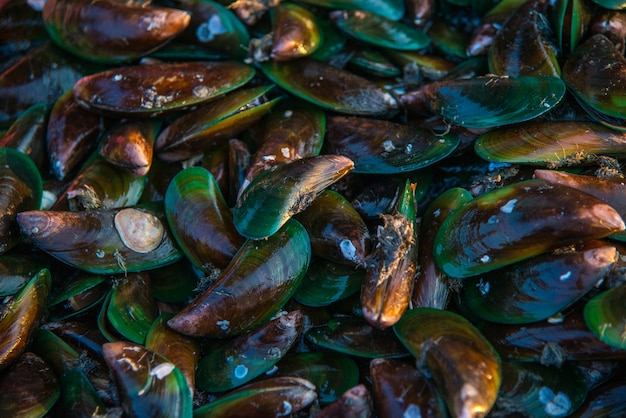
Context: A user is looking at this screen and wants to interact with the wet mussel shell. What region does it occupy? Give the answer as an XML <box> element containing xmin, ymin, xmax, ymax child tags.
<box><xmin>324</xmin><ymin>115</ymin><xmax>459</xmax><ymax>174</ymax></box>
<box><xmin>102</xmin><ymin>341</ymin><xmax>192</xmax><ymax>418</ymax></box>
<box><xmin>167</xmin><ymin>218</ymin><xmax>310</xmax><ymax>337</ymax></box>
<box><xmin>434</xmin><ymin>179</ymin><xmax>625</xmax><ymax>278</ymax></box>
<box><xmin>584</xmin><ymin>284</ymin><xmax>626</xmax><ymax>349</ymax></box>
<box><xmin>47</xmin><ymin>274</ymin><xmax>109</xmax><ymax>321</ymax></box>
<box><xmin>73</xmin><ymin>61</ymin><xmax>255</xmax><ymax>117</ymax></box>
<box><xmin>271</xmin><ymin>3</ymin><xmax>321</xmax><ymax>61</ymax></box>
<box><xmin>394</xmin><ymin>308</ymin><xmax>501</xmax><ymax>418</ymax></box>
<box><xmin>293</xmin><ymin>257</ymin><xmax>364</xmax><ymax>307</ymax></box>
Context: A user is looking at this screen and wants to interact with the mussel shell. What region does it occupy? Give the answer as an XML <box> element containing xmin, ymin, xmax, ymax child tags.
<box><xmin>167</xmin><ymin>218</ymin><xmax>310</xmax><ymax>337</ymax></box>
<box><xmin>102</xmin><ymin>341</ymin><xmax>192</xmax><ymax>418</ymax></box>
<box><xmin>261</xmin><ymin>58</ymin><xmax>399</xmax><ymax>118</ymax></box>
<box><xmin>574</xmin><ymin>378</ymin><xmax>626</xmax><ymax>417</ymax></box>
<box><xmin>0</xmin><ymin>147</ymin><xmax>43</xmax><ymax>254</ymax></box>
<box><xmin>73</xmin><ymin>61</ymin><xmax>255</xmax><ymax>117</ymax></box>
<box><xmin>461</xmin><ymin>245</ymin><xmax>617</xmax><ymax>324</ymax></box>
<box><xmin>0</xmin><ymin>352</ymin><xmax>60</xmax><ymax>417</ymax></box>
<box><xmin>234</xmin><ymin>155</ymin><xmax>354</xmax><ymax>240</ymax></box>
<box><xmin>317</xmin><ymin>384</ymin><xmax>373</xmax><ymax>417</ymax></box>
<box><xmin>58</xmin><ymin>368</ymin><xmax>107</xmax><ymax>417</ymax></box>
<box><xmin>0</xmin><ymin>268</ymin><xmax>51</xmax><ymax>373</ymax></box>
<box><xmin>99</xmin><ymin>119</ymin><xmax>159</xmax><ymax>176</ymax></box>
<box><xmin>324</xmin><ymin>115</ymin><xmax>459</xmax><ymax>174</ymax></box>
<box><xmin>293</xmin><ymin>257</ymin><xmax>364</xmax><ymax>307</ymax></box>
<box><xmin>394</xmin><ymin>308</ymin><xmax>501</xmax><ymax>418</ymax></box>
<box><xmin>0</xmin><ymin>102</ymin><xmax>49</xmax><ymax>173</ymax></box>
<box><xmin>0</xmin><ymin>254</ymin><xmax>50</xmax><ymax>297</ymax></box>
<box><xmin>584</xmin><ymin>284</ymin><xmax>626</xmax><ymax>349</ymax></box>
<box><xmin>433</xmin><ymin>179</ymin><xmax>625</xmax><ymax>278</ymax></box>
<box><xmin>17</xmin><ymin>203</ymin><xmax>182</xmax><ymax>274</ymax></box>
<box><xmin>165</xmin><ymin>166</ymin><xmax>244</xmax><ymax>271</ymax></box>
<box><xmin>43</xmin><ymin>0</ymin><xmax>191</xmax><ymax>63</ymax></box>
<box><xmin>47</xmin><ymin>274</ymin><xmax>109</xmax><ymax>320</ymax></box>
<box><xmin>107</xmin><ymin>272</ymin><xmax>157</xmax><ymax>344</ymax></box>
<box><xmin>401</xmin><ymin>75</ymin><xmax>566</xmax><ymax>128</ymax></box>
<box><xmin>271</xmin><ymin>3</ymin><xmax>321</xmax><ymax>61</ymax></box>
<box><xmin>297</xmin><ymin>0</ymin><xmax>406</xmax><ymax>20</ymax></box>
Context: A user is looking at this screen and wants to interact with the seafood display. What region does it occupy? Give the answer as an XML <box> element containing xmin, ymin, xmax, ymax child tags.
<box><xmin>3</xmin><ymin>0</ymin><xmax>626</xmax><ymax>417</ymax></box>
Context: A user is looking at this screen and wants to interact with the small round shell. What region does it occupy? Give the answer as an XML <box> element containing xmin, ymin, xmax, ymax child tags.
<box><xmin>114</xmin><ymin>208</ymin><xmax>164</xmax><ymax>253</ymax></box>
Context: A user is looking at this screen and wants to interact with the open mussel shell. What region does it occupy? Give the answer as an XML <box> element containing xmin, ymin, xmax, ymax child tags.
<box><xmin>305</xmin><ymin>317</ymin><xmax>408</xmax><ymax>358</ymax></box>
<box><xmin>293</xmin><ymin>257</ymin><xmax>364</xmax><ymax>307</ymax></box>
<box><xmin>370</xmin><ymin>358</ymin><xmax>447</xmax><ymax>418</ymax></box>
<box><xmin>401</xmin><ymin>75</ymin><xmax>565</xmax><ymax>128</ymax></box>
<box><xmin>168</xmin><ymin>218</ymin><xmax>310</xmax><ymax>337</ymax></box>
<box><xmin>102</xmin><ymin>341</ymin><xmax>192</xmax><ymax>418</ymax></box>
<box><xmin>155</xmin><ymin>85</ymin><xmax>278</xmax><ymax>162</ymax></box>
<box><xmin>294</xmin><ymin>190</ymin><xmax>370</xmax><ymax>267</ymax></box>
<box><xmin>462</xmin><ymin>245</ymin><xmax>617</xmax><ymax>324</ymax></box>
<box><xmin>394</xmin><ymin>308</ymin><xmax>501</xmax><ymax>418</ymax></box>
<box><xmin>495</xmin><ymin>361</ymin><xmax>588</xmax><ymax>417</ymax></box>
<box><xmin>324</xmin><ymin>115</ymin><xmax>459</xmax><ymax>174</ymax></box>
<box><xmin>475</xmin><ymin>120</ymin><xmax>626</xmax><ymax>165</ymax></box>
<box><xmin>0</xmin><ymin>352</ymin><xmax>60</xmax><ymax>417</ymax></box>
<box><xmin>260</xmin><ymin>58</ymin><xmax>399</xmax><ymax>118</ymax></box>
<box><xmin>43</xmin><ymin>0</ymin><xmax>190</xmax><ymax>63</ymax></box>
<box><xmin>0</xmin><ymin>147</ymin><xmax>43</xmax><ymax>254</ymax></box>
<box><xmin>271</xmin><ymin>2</ymin><xmax>321</xmax><ymax>61</ymax></box>
<box><xmin>584</xmin><ymin>284</ymin><xmax>626</xmax><ymax>349</ymax></box>
<box><xmin>107</xmin><ymin>272</ymin><xmax>157</xmax><ymax>344</ymax></box>
<box><xmin>0</xmin><ymin>268</ymin><xmax>50</xmax><ymax>373</ymax></box>
<box><xmin>165</xmin><ymin>166</ymin><xmax>244</xmax><ymax>271</ymax></box>
<box><xmin>274</xmin><ymin>351</ymin><xmax>359</xmax><ymax>405</ymax></box>
<box><xmin>234</xmin><ymin>155</ymin><xmax>354</xmax><ymax>240</ymax></box>
<box><xmin>73</xmin><ymin>61</ymin><xmax>254</xmax><ymax>117</ymax></box>
<box><xmin>193</xmin><ymin>376</ymin><xmax>317</xmax><ymax>418</ymax></box>
<box><xmin>433</xmin><ymin>179</ymin><xmax>625</xmax><ymax>278</ymax></box>
<box><xmin>196</xmin><ymin>310</ymin><xmax>302</xmax><ymax>392</ymax></box>
<box><xmin>330</xmin><ymin>9</ymin><xmax>429</xmax><ymax>51</ymax></box>
<box><xmin>564</xmin><ymin>34</ymin><xmax>626</xmax><ymax>124</ymax></box>
<box><xmin>17</xmin><ymin>203</ymin><xmax>182</xmax><ymax>274</ymax></box>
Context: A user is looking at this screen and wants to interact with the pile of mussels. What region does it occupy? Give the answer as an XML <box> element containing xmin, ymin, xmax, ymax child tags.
<box><xmin>2</xmin><ymin>0</ymin><xmax>626</xmax><ymax>416</ymax></box>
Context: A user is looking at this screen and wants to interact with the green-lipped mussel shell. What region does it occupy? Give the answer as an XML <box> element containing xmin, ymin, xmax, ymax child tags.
<box><xmin>0</xmin><ymin>268</ymin><xmax>51</xmax><ymax>373</ymax></box>
<box><xmin>293</xmin><ymin>257</ymin><xmax>364</xmax><ymax>307</ymax></box>
<box><xmin>479</xmin><ymin>305</ymin><xmax>626</xmax><ymax>361</ymax></box>
<box><xmin>496</xmin><ymin>361</ymin><xmax>588</xmax><ymax>417</ymax></box>
<box><xmin>271</xmin><ymin>3</ymin><xmax>320</xmax><ymax>61</ymax></box>
<box><xmin>590</xmin><ymin>0</ymin><xmax>626</xmax><ymax>9</ymax></box>
<box><xmin>347</xmin><ymin>46</ymin><xmax>402</xmax><ymax>78</ymax></box>
<box><xmin>234</xmin><ymin>155</ymin><xmax>354</xmax><ymax>240</ymax></box>
<box><xmin>102</xmin><ymin>341</ymin><xmax>192</xmax><ymax>418</ymax></box>
<box><xmin>467</xmin><ymin>0</ymin><xmax>526</xmax><ymax>56</ymax></box>
<box><xmin>305</xmin><ymin>317</ymin><xmax>408</xmax><ymax>358</ymax></box>
<box><xmin>0</xmin><ymin>147</ymin><xmax>43</xmax><ymax>254</ymax></box>
<box><xmin>99</xmin><ymin>119</ymin><xmax>160</xmax><ymax>177</ymax></box>
<box><xmin>564</xmin><ymin>34</ymin><xmax>626</xmax><ymax>125</ymax></box>
<box><xmin>401</xmin><ymin>75</ymin><xmax>565</xmax><ymax>128</ymax></box>
<box><xmin>0</xmin><ymin>352</ymin><xmax>60</xmax><ymax>417</ymax></box>
<box><xmin>330</xmin><ymin>10</ymin><xmax>429</xmax><ymax>51</ymax></box>
<box><xmin>47</xmin><ymin>274</ymin><xmax>109</xmax><ymax>320</ymax></box>
<box><xmin>30</xmin><ymin>328</ymin><xmax>81</xmax><ymax>375</ymax></box>
<box><xmin>0</xmin><ymin>254</ymin><xmax>50</xmax><ymax>297</ymax></box>
<box><xmin>73</xmin><ymin>61</ymin><xmax>254</xmax><ymax>117</ymax></box>
<box><xmin>165</xmin><ymin>166</ymin><xmax>244</xmax><ymax>271</ymax></box>
<box><xmin>58</xmin><ymin>369</ymin><xmax>107</xmax><ymax>417</ymax></box>
<box><xmin>196</xmin><ymin>310</ymin><xmax>302</xmax><ymax>392</ymax></box>
<box><xmin>260</xmin><ymin>58</ymin><xmax>399</xmax><ymax>118</ymax></box>
<box><xmin>51</xmin><ymin>154</ymin><xmax>146</xmax><ymax>211</ymax></box>
<box><xmin>150</xmin><ymin>260</ymin><xmax>199</xmax><ymax>303</ymax></box>
<box><xmin>243</xmin><ymin>98</ymin><xmax>325</xmax><ymax>192</ymax></box>
<box><xmin>145</xmin><ymin>314</ymin><xmax>200</xmax><ymax>396</ymax></box>
<box><xmin>294</xmin><ymin>190</ymin><xmax>370</xmax><ymax>267</ymax></box>
<box><xmin>550</xmin><ymin>0</ymin><xmax>593</xmax><ymax>54</ymax></box>
<box><xmin>461</xmin><ymin>245</ymin><xmax>617</xmax><ymax>324</ymax></box>
<box><xmin>433</xmin><ymin>179</ymin><xmax>625</xmax><ymax>278</ymax></box>
<box><xmin>167</xmin><ymin>218</ymin><xmax>310</xmax><ymax>337</ymax></box>
<box><xmin>178</xmin><ymin>0</ymin><xmax>250</xmax><ymax>59</ymax></box>
<box><xmin>274</xmin><ymin>351</ymin><xmax>359</xmax><ymax>405</ymax></box>
<box><xmin>325</xmin><ymin>115</ymin><xmax>459</xmax><ymax>174</ymax></box>
<box><xmin>17</xmin><ymin>204</ymin><xmax>182</xmax><ymax>274</ymax></box>
<box><xmin>413</xmin><ymin>187</ymin><xmax>473</xmax><ymax>309</ymax></box>
<box><xmin>370</xmin><ymin>358</ymin><xmax>448</xmax><ymax>418</ymax></box>
<box><xmin>394</xmin><ymin>308</ymin><xmax>501</xmax><ymax>418</ymax></box>
<box><xmin>584</xmin><ymin>284</ymin><xmax>626</xmax><ymax>349</ymax></box>
<box><xmin>298</xmin><ymin>0</ymin><xmax>405</xmax><ymax>20</ymax></box>
<box><xmin>43</xmin><ymin>0</ymin><xmax>190</xmax><ymax>63</ymax></box>
<box><xmin>107</xmin><ymin>272</ymin><xmax>157</xmax><ymax>344</ymax></box>
<box><xmin>385</xmin><ymin>49</ymin><xmax>456</xmax><ymax>80</ymax></box>
<box><xmin>427</xmin><ymin>17</ymin><xmax>469</xmax><ymax>60</ymax></box>
<box><xmin>193</xmin><ymin>376</ymin><xmax>317</xmax><ymax>418</ymax></box>
<box><xmin>46</xmin><ymin>87</ymin><xmax>108</xmax><ymax>180</ymax></box>
<box><xmin>155</xmin><ymin>85</ymin><xmax>278</xmax><ymax>162</ymax></box>
<box><xmin>488</xmin><ymin>0</ymin><xmax>560</xmax><ymax>77</ymax></box>
<box><xmin>322</xmin><ymin>384</ymin><xmax>373</xmax><ymax>417</ymax></box>
<box><xmin>475</xmin><ymin>121</ymin><xmax>626</xmax><ymax>164</ymax></box>
<box><xmin>0</xmin><ymin>102</ymin><xmax>50</xmax><ymax>173</ymax></box>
